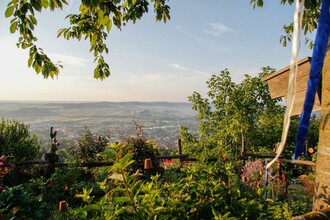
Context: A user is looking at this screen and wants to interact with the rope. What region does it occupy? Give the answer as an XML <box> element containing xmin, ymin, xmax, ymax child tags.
<box><xmin>266</xmin><ymin>0</ymin><xmax>305</xmax><ymax>169</ymax></box>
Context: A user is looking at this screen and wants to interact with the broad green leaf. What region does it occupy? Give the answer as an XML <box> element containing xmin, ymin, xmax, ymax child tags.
<box><xmin>122</xmin><ymin>143</ymin><xmax>132</xmax><ymax>152</ymax></box>
<box><xmin>57</xmin><ymin>28</ymin><xmax>66</xmax><ymax>38</ymax></box>
<box><xmin>154</xmin><ymin>207</ymin><xmax>165</xmax><ymax>211</ymax></box>
<box><xmin>120</xmin><ymin>153</ymin><xmax>134</xmax><ymax>166</ymax></box>
<box><xmin>123</xmin><ymin>0</ymin><xmax>128</xmax><ymax>8</ymax></box>
<box><xmin>49</xmin><ymin>0</ymin><xmax>54</xmax><ymax>10</ymax></box>
<box><xmin>5</xmin><ymin>6</ymin><xmax>15</xmax><ymax>17</ymax></box>
<box><xmin>30</xmin><ymin>0</ymin><xmax>42</xmax><ymax>11</ymax></box>
<box><xmin>91</xmin><ymin>33</ymin><xmax>98</xmax><ymax>45</ymax></box>
<box><xmin>79</xmin><ymin>4</ymin><xmax>88</xmax><ymax>17</ymax></box>
<box><xmin>106</xmin><ymin>18</ymin><xmax>112</xmax><ymax>32</ymax></box>
<box><xmin>26</xmin><ymin>3</ymin><xmax>35</xmax><ymax>15</ymax></box>
<box><xmin>93</xmin><ymin>49</ymin><xmax>99</xmax><ymax>57</ymax></box>
<box><xmin>108</xmin><ymin>142</ymin><xmax>120</xmax><ymax>150</ymax></box>
<box><xmin>75</xmin><ymin>194</ymin><xmax>84</xmax><ymax>198</ymax></box>
<box><xmin>112</xmin><ymin>187</ymin><xmax>126</xmax><ymax>193</ymax></box>
<box><xmin>29</xmin><ymin>15</ymin><xmax>37</xmax><ymax>25</ymax></box>
<box><xmin>28</xmin><ymin>57</ymin><xmax>33</xmax><ymax>67</ymax></box>
<box><xmin>111</xmin><ymin>162</ymin><xmax>121</xmax><ymax>170</ymax></box>
<box><xmin>100</xmin><ymin>16</ymin><xmax>108</xmax><ymax>26</ymax></box>
<box><xmin>41</xmin><ymin>0</ymin><xmax>49</xmax><ymax>8</ymax></box>
<box><xmin>114</xmin><ymin>196</ymin><xmax>130</xmax><ymax>203</ymax></box>
<box><xmin>10</xmin><ymin>21</ymin><xmax>17</xmax><ymax>33</ymax></box>
<box><xmin>34</xmin><ymin>62</ymin><xmax>41</xmax><ymax>73</ymax></box>
<box><xmin>97</xmin><ymin>150</ymin><xmax>115</xmax><ymax>158</ymax></box>
<box><xmin>28</xmin><ymin>19</ymin><xmax>35</xmax><ymax>30</ymax></box>
<box><xmin>85</xmin><ymin>204</ymin><xmax>101</xmax><ymax>211</ymax></box>
<box><xmin>94</xmin><ymin>68</ymin><xmax>100</xmax><ymax>79</ymax></box>
<box><xmin>127</xmin><ymin>174</ymin><xmax>141</xmax><ymax>184</ymax></box>
<box><xmin>97</xmin><ymin>10</ymin><xmax>105</xmax><ymax>23</ymax></box>
<box><xmin>22</xmin><ymin>43</ymin><xmax>29</xmax><ymax>49</ymax></box>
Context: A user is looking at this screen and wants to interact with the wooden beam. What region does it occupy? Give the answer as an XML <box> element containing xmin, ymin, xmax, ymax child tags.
<box><xmin>279</xmin><ymin>159</ymin><xmax>316</xmax><ymax>166</ymax></box>
<box><xmin>292</xmin><ymin>207</ymin><xmax>330</xmax><ymax>219</ymax></box>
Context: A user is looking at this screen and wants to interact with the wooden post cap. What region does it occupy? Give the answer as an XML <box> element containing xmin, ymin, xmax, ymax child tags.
<box><xmin>308</xmin><ymin>147</ymin><xmax>314</xmax><ymax>154</ymax></box>
<box><xmin>144</xmin><ymin>158</ymin><xmax>153</xmax><ymax>170</ymax></box>
<box><xmin>0</xmin><ymin>155</ymin><xmax>7</xmax><ymax>162</ymax></box>
<box><xmin>59</xmin><ymin>201</ymin><xmax>68</xmax><ymax>212</ymax></box>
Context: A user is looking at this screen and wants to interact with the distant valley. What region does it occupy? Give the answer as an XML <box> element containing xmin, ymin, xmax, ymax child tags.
<box><xmin>0</xmin><ymin>101</ymin><xmax>198</xmax><ymax>150</ymax></box>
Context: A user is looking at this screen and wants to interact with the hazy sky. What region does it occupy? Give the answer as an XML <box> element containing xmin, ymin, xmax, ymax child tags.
<box><xmin>0</xmin><ymin>1</ymin><xmax>313</xmax><ymax>102</ymax></box>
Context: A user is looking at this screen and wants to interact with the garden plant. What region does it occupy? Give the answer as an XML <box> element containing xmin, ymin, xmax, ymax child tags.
<box><xmin>0</xmin><ymin>68</ymin><xmax>319</xmax><ymax>219</ymax></box>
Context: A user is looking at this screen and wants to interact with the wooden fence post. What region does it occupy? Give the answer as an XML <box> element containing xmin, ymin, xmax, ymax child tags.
<box><xmin>178</xmin><ymin>139</ymin><xmax>182</xmax><ymax>167</ymax></box>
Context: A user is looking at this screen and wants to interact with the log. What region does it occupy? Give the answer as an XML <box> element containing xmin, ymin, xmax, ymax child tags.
<box><xmin>291</xmin><ymin>207</ymin><xmax>330</xmax><ymax>219</ymax></box>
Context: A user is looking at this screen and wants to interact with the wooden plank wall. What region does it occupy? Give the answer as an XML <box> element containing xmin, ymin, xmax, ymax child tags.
<box><xmin>262</xmin><ymin>57</ymin><xmax>321</xmax><ymax>116</ymax></box>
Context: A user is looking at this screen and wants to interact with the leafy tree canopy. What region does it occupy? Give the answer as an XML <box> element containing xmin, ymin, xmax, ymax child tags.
<box><xmin>3</xmin><ymin>0</ymin><xmax>321</xmax><ymax>79</ymax></box>
<box><xmin>4</xmin><ymin>0</ymin><xmax>170</xmax><ymax>79</ymax></box>
<box><xmin>181</xmin><ymin>66</ymin><xmax>320</xmax><ymax>161</ymax></box>
<box><xmin>180</xmin><ymin>67</ymin><xmax>285</xmax><ymax>159</ymax></box>
<box><xmin>250</xmin><ymin>0</ymin><xmax>320</xmax><ymax>48</ymax></box>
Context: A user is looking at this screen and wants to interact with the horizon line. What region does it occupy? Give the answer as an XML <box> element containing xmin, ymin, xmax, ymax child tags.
<box><xmin>0</xmin><ymin>99</ymin><xmax>191</xmax><ymax>104</ymax></box>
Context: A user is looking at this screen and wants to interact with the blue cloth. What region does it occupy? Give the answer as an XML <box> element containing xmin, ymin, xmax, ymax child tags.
<box><xmin>294</xmin><ymin>0</ymin><xmax>330</xmax><ymax>160</ymax></box>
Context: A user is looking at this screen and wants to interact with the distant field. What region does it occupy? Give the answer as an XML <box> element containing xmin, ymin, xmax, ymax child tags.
<box><xmin>0</xmin><ymin>101</ymin><xmax>197</xmax><ymax>149</ymax></box>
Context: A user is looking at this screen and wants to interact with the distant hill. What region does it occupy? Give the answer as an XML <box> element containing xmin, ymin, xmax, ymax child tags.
<box><xmin>0</xmin><ymin>101</ymin><xmax>197</xmax><ymax>149</ymax></box>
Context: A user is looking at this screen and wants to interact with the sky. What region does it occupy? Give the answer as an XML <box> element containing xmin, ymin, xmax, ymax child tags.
<box><xmin>0</xmin><ymin>0</ymin><xmax>314</xmax><ymax>102</ymax></box>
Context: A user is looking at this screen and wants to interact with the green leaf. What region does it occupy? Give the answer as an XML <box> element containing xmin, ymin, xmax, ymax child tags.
<box><xmin>28</xmin><ymin>19</ymin><xmax>35</xmax><ymax>30</ymax></box>
<box><xmin>114</xmin><ymin>196</ymin><xmax>130</xmax><ymax>203</ymax></box>
<box><xmin>121</xmin><ymin>153</ymin><xmax>134</xmax><ymax>169</ymax></box>
<box><xmin>57</xmin><ymin>28</ymin><xmax>66</xmax><ymax>38</ymax></box>
<box><xmin>94</xmin><ymin>68</ymin><xmax>100</xmax><ymax>79</ymax></box>
<box><xmin>91</xmin><ymin>33</ymin><xmax>98</xmax><ymax>45</ymax></box>
<box><xmin>85</xmin><ymin>204</ymin><xmax>101</xmax><ymax>211</ymax></box>
<box><xmin>33</xmin><ymin>62</ymin><xmax>41</xmax><ymax>73</ymax></box>
<box><xmin>28</xmin><ymin>57</ymin><xmax>33</xmax><ymax>67</ymax></box>
<box><xmin>41</xmin><ymin>0</ymin><xmax>49</xmax><ymax>8</ymax></box>
<box><xmin>112</xmin><ymin>187</ymin><xmax>126</xmax><ymax>193</ymax></box>
<box><xmin>29</xmin><ymin>15</ymin><xmax>37</xmax><ymax>25</ymax></box>
<box><xmin>106</xmin><ymin>18</ymin><xmax>112</xmax><ymax>32</ymax></box>
<box><xmin>10</xmin><ymin>21</ymin><xmax>17</xmax><ymax>33</ymax></box>
<box><xmin>97</xmin><ymin>10</ymin><xmax>105</xmax><ymax>24</ymax></box>
<box><xmin>30</xmin><ymin>0</ymin><xmax>42</xmax><ymax>11</ymax></box>
<box><xmin>97</xmin><ymin>150</ymin><xmax>114</xmax><ymax>158</ymax></box>
<box><xmin>127</xmin><ymin>174</ymin><xmax>141</xmax><ymax>184</ymax></box>
<box><xmin>48</xmin><ymin>0</ymin><xmax>54</xmax><ymax>10</ymax></box>
<box><xmin>111</xmin><ymin>162</ymin><xmax>121</xmax><ymax>170</ymax></box>
<box><xmin>21</xmin><ymin>43</ymin><xmax>29</xmax><ymax>49</ymax></box>
<box><xmin>154</xmin><ymin>207</ymin><xmax>165</xmax><ymax>211</ymax></box>
<box><xmin>5</xmin><ymin>6</ymin><xmax>15</xmax><ymax>17</ymax></box>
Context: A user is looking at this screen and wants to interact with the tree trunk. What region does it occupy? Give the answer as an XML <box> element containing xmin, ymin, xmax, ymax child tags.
<box><xmin>313</xmin><ymin>38</ymin><xmax>330</xmax><ymax>210</ymax></box>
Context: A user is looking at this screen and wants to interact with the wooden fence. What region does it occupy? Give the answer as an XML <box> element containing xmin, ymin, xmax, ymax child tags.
<box><xmin>4</xmin><ymin>138</ymin><xmax>315</xmax><ymax>174</ymax></box>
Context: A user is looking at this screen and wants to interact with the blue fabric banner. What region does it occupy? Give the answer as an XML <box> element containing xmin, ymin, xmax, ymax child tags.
<box><xmin>294</xmin><ymin>0</ymin><xmax>330</xmax><ymax>160</ymax></box>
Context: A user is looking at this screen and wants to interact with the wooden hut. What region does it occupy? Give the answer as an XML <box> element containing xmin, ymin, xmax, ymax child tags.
<box><xmin>262</xmin><ymin>57</ymin><xmax>321</xmax><ymax>116</ymax></box>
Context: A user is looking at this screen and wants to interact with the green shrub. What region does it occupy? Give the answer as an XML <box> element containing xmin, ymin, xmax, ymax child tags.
<box><xmin>124</xmin><ymin>137</ymin><xmax>162</xmax><ymax>175</ymax></box>
<box><xmin>0</xmin><ymin>183</ymin><xmax>50</xmax><ymax>219</ymax></box>
<box><xmin>0</xmin><ymin>118</ymin><xmax>40</xmax><ymax>162</ymax></box>
<box><xmin>66</xmin><ymin>128</ymin><xmax>107</xmax><ymax>163</ymax></box>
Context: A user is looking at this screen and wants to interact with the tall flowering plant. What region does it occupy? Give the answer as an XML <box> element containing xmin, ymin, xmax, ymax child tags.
<box><xmin>241</xmin><ymin>159</ymin><xmax>264</xmax><ymax>192</ymax></box>
<box><xmin>0</xmin><ymin>159</ymin><xmax>9</xmax><ymax>191</ymax></box>
<box><xmin>267</xmin><ymin>162</ymin><xmax>288</xmax><ymax>200</ymax></box>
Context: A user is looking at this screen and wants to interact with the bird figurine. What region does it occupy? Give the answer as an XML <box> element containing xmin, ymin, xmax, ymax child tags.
<box><xmin>50</xmin><ymin>127</ymin><xmax>57</xmax><ymax>139</ymax></box>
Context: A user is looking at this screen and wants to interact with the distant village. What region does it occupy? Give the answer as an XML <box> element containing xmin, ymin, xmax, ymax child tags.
<box><xmin>0</xmin><ymin>101</ymin><xmax>198</xmax><ymax>151</ymax></box>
